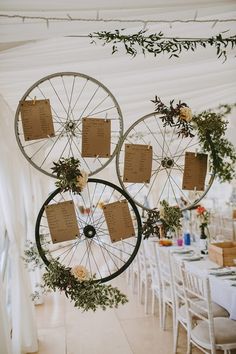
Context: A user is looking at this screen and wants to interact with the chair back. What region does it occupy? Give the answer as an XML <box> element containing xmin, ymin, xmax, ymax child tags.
<box><xmin>181</xmin><ymin>267</ymin><xmax>216</xmax><ymax>353</ymax></box>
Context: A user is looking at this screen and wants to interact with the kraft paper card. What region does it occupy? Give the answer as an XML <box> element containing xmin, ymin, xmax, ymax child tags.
<box><xmin>20</xmin><ymin>99</ymin><xmax>55</xmax><ymax>141</ymax></box>
<box><xmin>45</xmin><ymin>200</ymin><xmax>79</xmax><ymax>243</ymax></box>
<box><xmin>81</xmin><ymin>118</ymin><xmax>111</xmax><ymax>157</ymax></box>
<box><xmin>123</xmin><ymin>144</ymin><xmax>153</xmax><ymax>183</ymax></box>
<box><xmin>182</xmin><ymin>152</ymin><xmax>208</xmax><ymax>191</ymax></box>
<box><xmin>103</xmin><ymin>200</ymin><xmax>135</xmax><ymax>243</ymax></box>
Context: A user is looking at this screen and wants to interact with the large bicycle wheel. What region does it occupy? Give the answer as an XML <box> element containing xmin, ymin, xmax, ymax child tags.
<box><xmin>35</xmin><ymin>178</ymin><xmax>142</xmax><ymax>283</ymax></box>
<box><xmin>116</xmin><ymin>112</ymin><xmax>215</xmax><ymax>211</ymax></box>
<box><xmin>15</xmin><ymin>72</ymin><xmax>123</xmax><ymax>177</ymax></box>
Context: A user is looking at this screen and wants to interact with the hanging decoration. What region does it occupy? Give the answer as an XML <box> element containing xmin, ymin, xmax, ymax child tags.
<box><xmin>152</xmin><ymin>98</ymin><xmax>236</xmax><ymax>183</ymax></box>
<box><xmin>23</xmin><ymin>245</ymin><xmax>128</xmax><ymax>311</ymax></box>
<box><xmin>90</xmin><ymin>29</ymin><xmax>236</xmax><ymax>61</ymax></box>
<box><xmin>51</xmin><ymin>157</ymin><xmax>87</xmax><ymax>194</ymax></box>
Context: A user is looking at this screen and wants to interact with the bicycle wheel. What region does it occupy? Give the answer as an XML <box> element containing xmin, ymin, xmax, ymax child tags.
<box><xmin>116</xmin><ymin>112</ymin><xmax>215</xmax><ymax>211</ymax></box>
<box><xmin>35</xmin><ymin>178</ymin><xmax>142</xmax><ymax>283</ymax></box>
<box><xmin>15</xmin><ymin>72</ymin><xmax>123</xmax><ymax>177</ymax></box>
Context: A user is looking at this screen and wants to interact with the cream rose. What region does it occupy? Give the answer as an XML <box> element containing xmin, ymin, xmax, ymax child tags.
<box><xmin>179</xmin><ymin>107</ymin><xmax>192</xmax><ymax>122</ymax></box>
<box><xmin>71</xmin><ymin>265</ymin><xmax>90</xmax><ymax>281</ymax></box>
<box><xmin>76</xmin><ymin>170</ymin><xmax>88</xmax><ymax>191</ymax></box>
<box><xmin>159</xmin><ymin>206</ymin><xmax>165</xmax><ymax>219</ymax></box>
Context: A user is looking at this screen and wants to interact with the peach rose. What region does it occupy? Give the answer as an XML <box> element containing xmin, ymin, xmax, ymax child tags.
<box><xmin>71</xmin><ymin>265</ymin><xmax>90</xmax><ymax>281</ymax></box>
<box><xmin>179</xmin><ymin>107</ymin><xmax>192</xmax><ymax>122</ymax></box>
<box><xmin>76</xmin><ymin>170</ymin><xmax>88</xmax><ymax>191</ymax></box>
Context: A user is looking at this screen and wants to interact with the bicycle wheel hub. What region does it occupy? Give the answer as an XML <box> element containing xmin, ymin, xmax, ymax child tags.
<box><xmin>83</xmin><ymin>225</ymin><xmax>96</xmax><ymax>238</ymax></box>
<box><xmin>65</xmin><ymin>120</ymin><xmax>77</xmax><ymax>135</ymax></box>
<box><xmin>161</xmin><ymin>157</ymin><xmax>174</xmax><ymax>168</ymax></box>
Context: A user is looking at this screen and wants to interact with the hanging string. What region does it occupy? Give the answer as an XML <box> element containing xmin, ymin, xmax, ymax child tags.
<box><xmin>0</xmin><ymin>13</ymin><xmax>236</xmax><ymax>25</ymax></box>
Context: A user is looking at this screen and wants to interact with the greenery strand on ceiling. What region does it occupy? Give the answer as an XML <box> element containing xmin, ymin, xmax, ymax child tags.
<box><xmin>89</xmin><ymin>29</ymin><xmax>236</xmax><ymax>61</ymax></box>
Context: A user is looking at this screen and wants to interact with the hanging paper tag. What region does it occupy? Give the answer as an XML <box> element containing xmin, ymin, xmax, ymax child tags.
<box><xmin>182</xmin><ymin>152</ymin><xmax>208</xmax><ymax>191</ymax></box>
<box><xmin>103</xmin><ymin>200</ymin><xmax>135</xmax><ymax>243</ymax></box>
<box><xmin>82</xmin><ymin>118</ymin><xmax>111</xmax><ymax>157</ymax></box>
<box><xmin>123</xmin><ymin>144</ymin><xmax>153</xmax><ymax>183</ymax></box>
<box><xmin>20</xmin><ymin>99</ymin><xmax>55</xmax><ymax>141</ymax></box>
<box><xmin>45</xmin><ymin>200</ymin><xmax>79</xmax><ymax>243</ymax></box>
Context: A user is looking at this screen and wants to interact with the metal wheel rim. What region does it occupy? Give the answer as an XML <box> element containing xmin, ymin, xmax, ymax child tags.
<box><xmin>15</xmin><ymin>72</ymin><xmax>123</xmax><ymax>178</ymax></box>
<box><xmin>116</xmin><ymin>112</ymin><xmax>215</xmax><ymax>212</ymax></box>
<box><xmin>35</xmin><ymin>178</ymin><xmax>142</xmax><ymax>283</ymax></box>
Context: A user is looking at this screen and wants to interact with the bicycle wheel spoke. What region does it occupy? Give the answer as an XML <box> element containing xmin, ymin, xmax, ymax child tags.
<box><xmin>88</xmin><ymin>105</ymin><xmax>116</xmax><ymax>117</ymax></box>
<box><xmin>169</xmin><ymin>174</ymin><xmax>192</xmax><ymax>204</ymax></box>
<box><xmin>61</xmin><ymin>75</ymin><xmax>76</xmax><ymax>121</ymax></box>
<box><xmin>34</xmin><ymin>87</ymin><xmax>65</xmax><ymax>125</ymax></box>
<box><xmin>86</xmin><ymin>94</ymin><xmax>110</xmax><ymax>116</ymax></box>
<box><xmin>70</xmin><ymin>78</ymin><xmax>88</xmax><ymax>114</ymax></box>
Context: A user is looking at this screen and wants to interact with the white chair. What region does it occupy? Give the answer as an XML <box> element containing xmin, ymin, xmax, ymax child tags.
<box><xmin>156</xmin><ymin>247</ymin><xmax>175</xmax><ymax>331</ymax></box>
<box><xmin>170</xmin><ymin>256</ymin><xmax>229</xmax><ymax>354</ymax></box>
<box><xmin>143</xmin><ymin>240</ymin><xmax>163</xmax><ymax>326</ymax></box>
<box><xmin>181</xmin><ymin>266</ymin><xmax>236</xmax><ymax>354</ymax></box>
<box><xmin>137</xmin><ymin>242</ymin><xmax>151</xmax><ymax>314</ymax></box>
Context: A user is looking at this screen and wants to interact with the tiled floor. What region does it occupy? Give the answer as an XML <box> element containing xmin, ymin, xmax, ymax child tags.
<box><xmin>34</xmin><ymin>274</ymin><xmax>204</xmax><ymax>354</ymax></box>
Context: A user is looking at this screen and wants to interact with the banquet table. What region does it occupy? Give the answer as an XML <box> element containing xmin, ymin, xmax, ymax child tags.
<box><xmin>157</xmin><ymin>244</ymin><xmax>236</xmax><ymax>320</ymax></box>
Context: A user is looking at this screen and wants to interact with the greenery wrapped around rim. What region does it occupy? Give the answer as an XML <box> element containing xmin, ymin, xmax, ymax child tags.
<box><xmin>142</xmin><ymin>98</ymin><xmax>236</xmax><ymax>239</ymax></box>
<box><xmin>152</xmin><ymin>97</ymin><xmax>236</xmax><ymax>183</ymax></box>
<box><xmin>23</xmin><ymin>243</ymin><xmax>128</xmax><ymax>311</ymax></box>
<box><xmin>89</xmin><ymin>29</ymin><xmax>236</xmax><ymax>62</ymax></box>
<box><xmin>143</xmin><ymin>200</ymin><xmax>183</xmax><ymax>239</ymax></box>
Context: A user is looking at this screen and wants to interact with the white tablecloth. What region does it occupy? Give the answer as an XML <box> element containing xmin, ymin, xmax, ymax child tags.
<box><xmin>156</xmin><ymin>244</ymin><xmax>236</xmax><ymax>320</ymax></box>
<box><xmin>184</xmin><ymin>257</ymin><xmax>236</xmax><ymax>320</ymax></box>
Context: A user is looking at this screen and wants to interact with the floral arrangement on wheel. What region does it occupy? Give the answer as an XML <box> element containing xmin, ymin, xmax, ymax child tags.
<box><xmin>51</xmin><ymin>157</ymin><xmax>88</xmax><ymax>193</ymax></box>
<box><xmin>23</xmin><ymin>157</ymin><xmax>129</xmax><ymax>311</ymax></box>
<box><xmin>152</xmin><ymin>97</ymin><xmax>236</xmax><ymax>183</ymax></box>
<box><xmin>143</xmin><ymin>200</ymin><xmax>182</xmax><ymax>241</ymax></box>
<box><xmin>23</xmin><ymin>244</ymin><xmax>128</xmax><ymax>311</ymax></box>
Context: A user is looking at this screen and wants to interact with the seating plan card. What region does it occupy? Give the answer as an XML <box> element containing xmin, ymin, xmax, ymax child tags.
<box><xmin>182</xmin><ymin>152</ymin><xmax>208</xmax><ymax>191</ymax></box>
<box><xmin>20</xmin><ymin>99</ymin><xmax>55</xmax><ymax>141</ymax></box>
<box><xmin>123</xmin><ymin>144</ymin><xmax>152</xmax><ymax>183</ymax></box>
<box><xmin>103</xmin><ymin>200</ymin><xmax>135</xmax><ymax>243</ymax></box>
<box><xmin>82</xmin><ymin>118</ymin><xmax>111</xmax><ymax>157</ymax></box>
<box><xmin>45</xmin><ymin>200</ymin><xmax>79</xmax><ymax>243</ymax></box>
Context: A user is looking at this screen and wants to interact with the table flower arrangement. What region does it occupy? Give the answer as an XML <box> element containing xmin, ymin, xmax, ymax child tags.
<box><xmin>196</xmin><ymin>205</ymin><xmax>211</xmax><ymax>238</ymax></box>
<box><xmin>143</xmin><ymin>200</ymin><xmax>182</xmax><ymax>239</ymax></box>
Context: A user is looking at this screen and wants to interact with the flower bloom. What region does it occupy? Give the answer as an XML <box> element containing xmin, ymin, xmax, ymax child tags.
<box><xmin>196</xmin><ymin>206</ymin><xmax>206</xmax><ymax>215</ymax></box>
<box><xmin>71</xmin><ymin>265</ymin><xmax>90</xmax><ymax>281</ymax></box>
<box><xmin>179</xmin><ymin>107</ymin><xmax>192</xmax><ymax>122</ymax></box>
<box><xmin>76</xmin><ymin>170</ymin><xmax>88</xmax><ymax>191</ymax></box>
<box><xmin>159</xmin><ymin>206</ymin><xmax>165</xmax><ymax>219</ymax></box>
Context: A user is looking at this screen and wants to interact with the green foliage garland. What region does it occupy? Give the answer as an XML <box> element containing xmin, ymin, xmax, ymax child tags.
<box><xmin>41</xmin><ymin>261</ymin><xmax>128</xmax><ymax>311</ymax></box>
<box><xmin>23</xmin><ymin>242</ymin><xmax>128</xmax><ymax>311</ymax></box>
<box><xmin>192</xmin><ymin>105</ymin><xmax>236</xmax><ymax>183</ymax></box>
<box><xmin>90</xmin><ymin>29</ymin><xmax>236</xmax><ymax>61</ymax></box>
<box><xmin>22</xmin><ymin>240</ymin><xmax>45</xmax><ymax>271</ymax></box>
<box><xmin>51</xmin><ymin>157</ymin><xmax>82</xmax><ymax>193</ymax></box>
